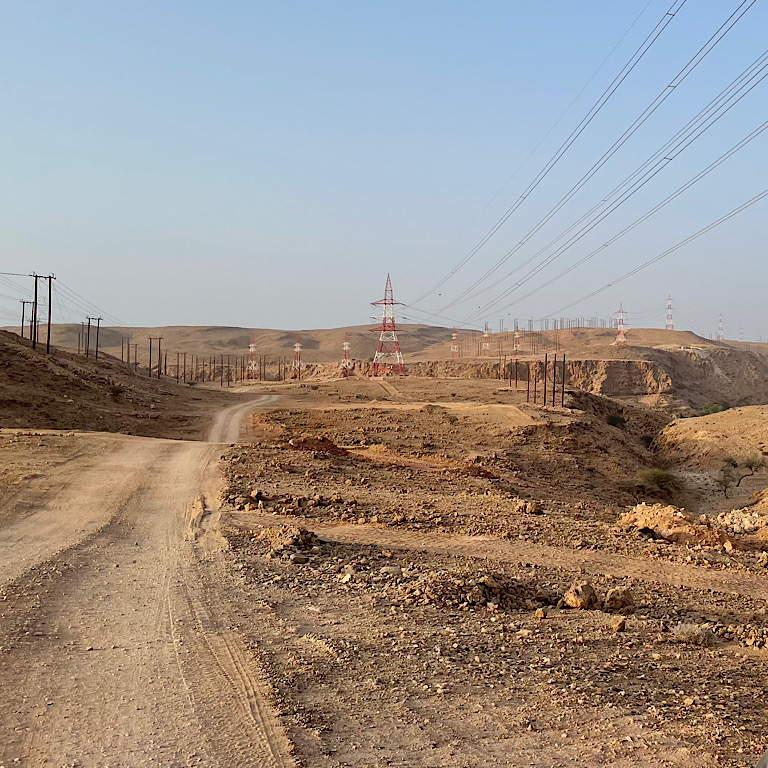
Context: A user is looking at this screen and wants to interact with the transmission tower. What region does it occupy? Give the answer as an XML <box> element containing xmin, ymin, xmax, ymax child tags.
<box><xmin>716</xmin><ymin>313</ymin><xmax>724</xmax><ymax>342</ymax></box>
<box><xmin>291</xmin><ymin>335</ymin><xmax>302</xmax><ymax>379</ymax></box>
<box><xmin>513</xmin><ymin>327</ymin><xmax>521</xmax><ymax>352</ymax></box>
<box><xmin>665</xmin><ymin>296</ymin><xmax>674</xmax><ymax>331</ymax></box>
<box><xmin>739</xmin><ymin>326</ymin><xmax>744</xmax><ymax>342</ymax></box>
<box><xmin>341</xmin><ymin>332</ymin><xmax>353</xmax><ymax>376</ymax></box>
<box><xmin>370</xmin><ymin>274</ymin><xmax>406</xmax><ymax>376</ymax></box>
<box><xmin>481</xmin><ymin>323</ymin><xmax>491</xmax><ymax>357</ymax></box>
<box><xmin>245</xmin><ymin>334</ymin><xmax>259</xmax><ymax>380</ymax></box>
<box><xmin>450</xmin><ymin>328</ymin><xmax>460</xmax><ymax>359</ymax></box>
<box><xmin>612</xmin><ymin>303</ymin><xmax>627</xmax><ymax>346</ymax></box>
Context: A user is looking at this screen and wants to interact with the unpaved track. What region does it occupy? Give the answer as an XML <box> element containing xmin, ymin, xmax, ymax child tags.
<box><xmin>0</xmin><ymin>396</ymin><xmax>293</xmax><ymax>768</ymax></box>
<box><xmin>243</xmin><ymin>512</ymin><xmax>768</xmax><ymax>602</ymax></box>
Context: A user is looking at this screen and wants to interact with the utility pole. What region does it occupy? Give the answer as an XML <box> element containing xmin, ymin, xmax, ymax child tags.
<box><xmin>85</xmin><ymin>317</ymin><xmax>94</xmax><ymax>357</ymax></box>
<box><xmin>31</xmin><ymin>273</ymin><xmax>39</xmax><ymax>350</ymax></box>
<box><xmin>94</xmin><ymin>317</ymin><xmax>102</xmax><ymax>359</ymax></box>
<box><xmin>45</xmin><ymin>274</ymin><xmax>56</xmax><ymax>354</ymax></box>
<box><xmin>148</xmin><ymin>337</ymin><xmax>163</xmax><ymax>378</ymax></box>
<box><xmin>20</xmin><ymin>300</ymin><xmax>32</xmax><ymax>339</ymax></box>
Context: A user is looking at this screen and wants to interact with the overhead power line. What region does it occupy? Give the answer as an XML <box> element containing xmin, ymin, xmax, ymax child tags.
<box><xmin>434</xmin><ymin>0</ymin><xmax>757</xmax><ymax>315</ymax></box>
<box><xmin>410</xmin><ymin>0</ymin><xmax>689</xmax><ymax>306</ymax></box>
<box><xmin>461</xmin><ymin>54</ymin><xmax>768</xmax><ymax>321</ymax></box>
<box><xmin>544</xmin><ymin>186</ymin><xmax>768</xmax><ymax>318</ymax></box>
<box><xmin>477</xmin><ymin>117</ymin><xmax>768</xmax><ymax>315</ymax></box>
<box><xmin>460</xmin><ymin>46</ymin><xmax>768</xmax><ymax>314</ymax></box>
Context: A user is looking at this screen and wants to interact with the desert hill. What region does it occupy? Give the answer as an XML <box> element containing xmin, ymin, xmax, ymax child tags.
<box><xmin>0</xmin><ymin>330</ymin><xmax>237</xmax><ymax>437</ymax></box>
<box><xmin>6</xmin><ymin>323</ymin><xmax>768</xmax><ymax>411</ymax></box>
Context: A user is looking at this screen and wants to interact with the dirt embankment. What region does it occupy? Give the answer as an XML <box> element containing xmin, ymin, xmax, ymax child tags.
<box><xmin>0</xmin><ymin>330</ymin><xmax>242</xmax><ymax>438</ymax></box>
<box><xmin>301</xmin><ymin>346</ymin><xmax>768</xmax><ymax>412</ymax></box>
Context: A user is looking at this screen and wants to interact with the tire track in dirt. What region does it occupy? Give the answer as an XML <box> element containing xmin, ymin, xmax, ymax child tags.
<box><xmin>243</xmin><ymin>512</ymin><xmax>768</xmax><ymax>601</ymax></box>
<box><xmin>0</xmin><ymin>395</ymin><xmax>295</xmax><ymax>768</ymax></box>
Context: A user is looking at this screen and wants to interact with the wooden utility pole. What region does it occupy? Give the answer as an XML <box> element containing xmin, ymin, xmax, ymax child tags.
<box><xmin>93</xmin><ymin>317</ymin><xmax>102</xmax><ymax>359</ymax></box>
<box><xmin>148</xmin><ymin>337</ymin><xmax>163</xmax><ymax>377</ymax></box>
<box><xmin>20</xmin><ymin>301</ymin><xmax>32</xmax><ymax>339</ymax></box>
<box><xmin>552</xmin><ymin>353</ymin><xmax>557</xmax><ymax>407</ymax></box>
<box><xmin>45</xmin><ymin>275</ymin><xmax>56</xmax><ymax>354</ymax></box>
<box><xmin>85</xmin><ymin>317</ymin><xmax>94</xmax><ymax>358</ymax></box>
<box><xmin>31</xmin><ymin>274</ymin><xmax>38</xmax><ymax>350</ymax></box>
<box><xmin>543</xmin><ymin>354</ymin><xmax>548</xmax><ymax>407</ymax></box>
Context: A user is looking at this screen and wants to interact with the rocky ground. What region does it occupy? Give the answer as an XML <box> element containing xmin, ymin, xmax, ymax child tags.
<box><xmin>215</xmin><ymin>377</ymin><xmax>768</xmax><ymax>767</ymax></box>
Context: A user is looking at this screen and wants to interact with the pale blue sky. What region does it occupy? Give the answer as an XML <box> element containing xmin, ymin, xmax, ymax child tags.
<box><xmin>1</xmin><ymin>1</ymin><xmax>766</xmax><ymax>339</ymax></box>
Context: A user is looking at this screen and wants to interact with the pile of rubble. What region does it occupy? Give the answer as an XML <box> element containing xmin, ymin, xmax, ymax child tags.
<box><xmin>717</xmin><ymin>507</ymin><xmax>768</xmax><ymax>535</ymax></box>
<box><xmin>620</xmin><ymin>503</ymin><xmax>730</xmax><ymax>547</ymax></box>
<box><xmin>397</xmin><ymin>571</ymin><xmax>546</xmax><ymax>611</ymax></box>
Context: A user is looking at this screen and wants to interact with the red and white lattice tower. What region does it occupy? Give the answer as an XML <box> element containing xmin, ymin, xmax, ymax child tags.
<box><xmin>717</xmin><ymin>313</ymin><xmax>724</xmax><ymax>342</ymax></box>
<box><xmin>481</xmin><ymin>323</ymin><xmax>491</xmax><ymax>357</ymax></box>
<box><xmin>341</xmin><ymin>332</ymin><xmax>353</xmax><ymax>377</ymax></box>
<box><xmin>612</xmin><ymin>303</ymin><xmax>627</xmax><ymax>346</ymax></box>
<box><xmin>665</xmin><ymin>296</ymin><xmax>674</xmax><ymax>331</ymax></box>
<box><xmin>739</xmin><ymin>326</ymin><xmax>744</xmax><ymax>342</ymax></box>
<box><xmin>450</xmin><ymin>328</ymin><xmax>460</xmax><ymax>359</ymax></box>
<box><xmin>246</xmin><ymin>334</ymin><xmax>259</xmax><ymax>380</ymax></box>
<box><xmin>370</xmin><ymin>274</ymin><xmax>406</xmax><ymax>376</ymax></box>
<box><xmin>513</xmin><ymin>327</ymin><xmax>522</xmax><ymax>352</ymax></box>
<box><xmin>291</xmin><ymin>335</ymin><xmax>302</xmax><ymax>379</ymax></box>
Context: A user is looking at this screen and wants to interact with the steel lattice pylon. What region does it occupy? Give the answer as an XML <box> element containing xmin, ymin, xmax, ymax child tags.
<box><xmin>341</xmin><ymin>332</ymin><xmax>353</xmax><ymax>377</ymax></box>
<box><xmin>612</xmin><ymin>303</ymin><xmax>627</xmax><ymax>346</ymax></box>
<box><xmin>291</xmin><ymin>335</ymin><xmax>302</xmax><ymax>379</ymax></box>
<box><xmin>245</xmin><ymin>334</ymin><xmax>259</xmax><ymax>379</ymax></box>
<box><xmin>370</xmin><ymin>274</ymin><xmax>406</xmax><ymax>376</ymax></box>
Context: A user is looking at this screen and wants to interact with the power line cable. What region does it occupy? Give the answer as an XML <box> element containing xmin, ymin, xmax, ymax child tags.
<box><xmin>435</xmin><ymin>0</ymin><xmax>756</xmax><ymax>315</ymax></box>
<box><xmin>458</xmin><ymin>47</ymin><xmax>768</xmax><ymax>311</ymax></box>
<box><xmin>543</xmin><ymin>186</ymin><xmax>768</xmax><ymax>317</ymax></box>
<box><xmin>410</xmin><ymin>0</ymin><xmax>689</xmax><ymax>306</ymax></box>
<box><xmin>467</xmin><ymin>108</ymin><xmax>768</xmax><ymax>318</ymax></box>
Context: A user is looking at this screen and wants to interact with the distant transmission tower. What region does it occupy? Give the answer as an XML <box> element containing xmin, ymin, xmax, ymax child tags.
<box><xmin>450</xmin><ymin>328</ymin><xmax>460</xmax><ymax>359</ymax></box>
<box><xmin>739</xmin><ymin>326</ymin><xmax>744</xmax><ymax>342</ymax></box>
<box><xmin>291</xmin><ymin>335</ymin><xmax>302</xmax><ymax>379</ymax></box>
<box><xmin>716</xmin><ymin>313</ymin><xmax>724</xmax><ymax>342</ymax></box>
<box><xmin>370</xmin><ymin>274</ymin><xmax>406</xmax><ymax>376</ymax></box>
<box><xmin>246</xmin><ymin>334</ymin><xmax>259</xmax><ymax>380</ymax></box>
<box><xmin>481</xmin><ymin>323</ymin><xmax>491</xmax><ymax>357</ymax></box>
<box><xmin>612</xmin><ymin>303</ymin><xmax>627</xmax><ymax>346</ymax></box>
<box><xmin>665</xmin><ymin>296</ymin><xmax>674</xmax><ymax>331</ymax></box>
<box><xmin>513</xmin><ymin>327</ymin><xmax>521</xmax><ymax>352</ymax></box>
<box><xmin>341</xmin><ymin>332</ymin><xmax>353</xmax><ymax>376</ymax></box>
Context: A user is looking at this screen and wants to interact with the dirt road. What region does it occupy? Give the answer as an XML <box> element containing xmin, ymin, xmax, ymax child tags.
<box><xmin>0</xmin><ymin>396</ymin><xmax>293</xmax><ymax>768</ymax></box>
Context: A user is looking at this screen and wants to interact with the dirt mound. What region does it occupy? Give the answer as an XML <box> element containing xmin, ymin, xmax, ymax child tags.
<box><xmin>398</xmin><ymin>570</ymin><xmax>549</xmax><ymax>611</ymax></box>
<box><xmin>657</xmin><ymin>406</ymin><xmax>768</xmax><ymax>470</ymax></box>
<box><xmin>287</xmin><ymin>434</ymin><xmax>348</xmax><ymax>455</ymax></box>
<box><xmin>255</xmin><ymin>525</ymin><xmax>321</xmax><ymax>552</ymax></box>
<box><xmin>0</xmin><ymin>330</ymin><xmax>232</xmax><ymax>437</ymax></box>
<box><xmin>620</xmin><ymin>503</ymin><xmax>728</xmax><ymax>546</ymax></box>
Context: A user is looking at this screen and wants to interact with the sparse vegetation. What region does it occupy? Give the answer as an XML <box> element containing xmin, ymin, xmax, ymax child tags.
<box><xmin>698</xmin><ymin>402</ymin><xmax>730</xmax><ymax>416</ymax></box>
<box><xmin>671</xmin><ymin>622</ymin><xmax>716</xmax><ymax>647</ymax></box>
<box><xmin>108</xmin><ymin>384</ymin><xmax>127</xmax><ymax>402</ymax></box>
<box><xmin>629</xmin><ymin>469</ymin><xmax>684</xmax><ymax>500</ymax></box>
<box><xmin>716</xmin><ymin>454</ymin><xmax>766</xmax><ymax>496</ymax></box>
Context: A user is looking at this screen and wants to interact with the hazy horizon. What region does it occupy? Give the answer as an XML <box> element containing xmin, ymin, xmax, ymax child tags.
<box><xmin>2</xmin><ymin>1</ymin><xmax>766</xmax><ymax>340</ymax></box>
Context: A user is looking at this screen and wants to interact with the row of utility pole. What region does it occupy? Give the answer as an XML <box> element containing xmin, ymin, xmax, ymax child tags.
<box><xmin>136</xmin><ymin>347</ymin><xmax>295</xmax><ymax>385</ymax></box>
<box><xmin>501</xmin><ymin>353</ymin><xmax>568</xmax><ymax>408</ymax></box>
<box><xmin>16</xmin><ymin>272</ymin><xmax>56</xmax><ymax>353</ymax></box>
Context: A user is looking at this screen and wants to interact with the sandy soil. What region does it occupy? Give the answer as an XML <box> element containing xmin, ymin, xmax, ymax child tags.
<box><xmin>0</xmin><ymin>396</ymin><xmax>294</xmax><ymax>768</ymax></box>
<box><xmin>215</xmin><ymin>381</ymin><xmax>768</xmax><ymax>766</ymax></box>
<box><xmin>3</xmin><ymin>363</ymin><xmax>768</xmax><ymax>767</ymax></box>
